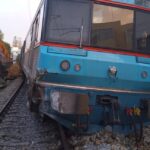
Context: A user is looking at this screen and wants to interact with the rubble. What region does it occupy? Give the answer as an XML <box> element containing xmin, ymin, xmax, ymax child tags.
<box><xmin>69</xmin><ymin>127</ymin><xmax>150</xmax><ymax>150</ymax></box>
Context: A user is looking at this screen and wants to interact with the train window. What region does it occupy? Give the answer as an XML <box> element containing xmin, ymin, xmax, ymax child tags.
<box><xmin>135</xmin><ymin>11</ymin><xmax>150</xmax><ymax>53</ymax></box>
<box><xmin>37</xmin><ymin>4</ymin><xmax>44</xmax><ymax>42</ymax></box>
<box><xmin>45</xmin><ymin>0</ymin><xmax>91</xmax><ymax>45</ymax></box>
<box><xmin>25</xmin><ymin>32</ymin><xmax>31</xmax><ymax>52</ymax></box>
<box><xmin>91</xmin><ymin>4</ymin><xmax>134</xmax><ymax>50</ymax></box>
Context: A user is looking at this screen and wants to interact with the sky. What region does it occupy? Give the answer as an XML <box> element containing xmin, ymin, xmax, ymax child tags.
<box><xmin>0</xmin><ymin>0</ymin><xmax>41</xmax><ymax>45</ymax></box>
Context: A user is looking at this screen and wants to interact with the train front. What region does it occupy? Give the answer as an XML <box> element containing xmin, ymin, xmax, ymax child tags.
<box><xmin>35</xmin><ymin>0</ymin><xmax>150</xmax><ymax>134</ymax></box>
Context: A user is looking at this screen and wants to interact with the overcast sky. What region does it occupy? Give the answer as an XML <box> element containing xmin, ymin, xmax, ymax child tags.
<box><xmin>0</xmin><ymin>0</ymin><xmax>41</xmax><ymax>45</ymax></box>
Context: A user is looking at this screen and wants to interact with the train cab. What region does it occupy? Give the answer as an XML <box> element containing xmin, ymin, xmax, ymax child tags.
<box><xmin>21</xmin><ymin>0</ymin><xmax>150</xmax><ymax>134</ymax></box>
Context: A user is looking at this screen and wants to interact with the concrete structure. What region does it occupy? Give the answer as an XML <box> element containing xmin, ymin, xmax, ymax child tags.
<box><xmin>11</xmin><ymin>47</ymin><xmax>21</xmax><ymax>62</ymax></box>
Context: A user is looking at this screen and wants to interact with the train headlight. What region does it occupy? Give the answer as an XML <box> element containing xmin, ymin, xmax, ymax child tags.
<box><xmin>60</xmin><ymin>60</ymin><xmax>70</xmax><ymax>71</ymax></box>
<box><xmin>74</xmin><ymin>64</ymin><xmax>81</xmax><ymax>72</ymax></box>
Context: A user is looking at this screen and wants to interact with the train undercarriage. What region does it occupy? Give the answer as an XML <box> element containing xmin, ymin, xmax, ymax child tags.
<box><xmin>27</xmin><ymin>75</ymin><xmax>150</xmax><ymax>138</ymax></box>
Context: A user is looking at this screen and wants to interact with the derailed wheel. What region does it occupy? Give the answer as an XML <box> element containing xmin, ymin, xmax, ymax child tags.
<box><xmin>27</xmin><ymin>83</ymin><xmax>41</xmax><ymax>112</ymax></box>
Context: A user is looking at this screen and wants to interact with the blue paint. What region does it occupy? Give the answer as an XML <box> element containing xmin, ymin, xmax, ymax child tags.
<box><xmin>114</xmin><ymin>0</ymin><xmax>135</xmax><ymax>4</ymax></box>
<box><xmin>47</xmin><ymin>46</ymin><xmax>87</xmax><ymax>56</ymax></box>
<box><xmin>113</xmin><ymin>0</ymin><xmax>150</xmax><ymax>8</ymax></box>
<box><xmin>38</xmin><ymin>46</ymin><xmax>150</xmax><ymax>91</ymax></box>
<box><xmin>41</xmin><ymin>85</ymin><xmax>150</xmax><ymax>134</ymax></box>
<box><xmin>137</xmin><ymin>57</ymin><xmax>150</xmax><ymax>64</ymax></box>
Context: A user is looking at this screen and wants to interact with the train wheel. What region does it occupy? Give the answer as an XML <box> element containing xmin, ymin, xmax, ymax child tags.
<box><xmin>27</xmin><ymin>84</ymin><xmax>40</xmax><ymax>113</ymax></box>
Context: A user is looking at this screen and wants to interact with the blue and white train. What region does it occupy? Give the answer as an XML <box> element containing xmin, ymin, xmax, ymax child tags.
<box><xmin>21</xmin><ymin>0</ymin><xmax>150</xmax><ymax>135</ymax></box>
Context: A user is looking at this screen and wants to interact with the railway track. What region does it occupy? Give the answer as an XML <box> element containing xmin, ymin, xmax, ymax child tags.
<box><xmin>0</xmin><ymin>78</ymin><xmax>75</xmax><ymax>150</ymax></box>
<box><xmin>0</xmin><ymin>78</ymin><xmax>150</xmax><ymax>150</ymax></box>
<box><xmin>0</xmin><ymin>82</ymin><xmax>61</xmax><ymax>150</ymax></box>
<box><xmin>0</xmin><ymin>77</ymin><xmax>72</xmax><ymax>150</ymax></box>
<box><xmin>0</xmin><ymin>78</ymin><xmax>24</xmax><ymax>121</ymax></box>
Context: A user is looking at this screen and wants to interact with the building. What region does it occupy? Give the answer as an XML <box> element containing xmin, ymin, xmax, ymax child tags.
<box><xmin>11</xmin><ymin>47</ymin><xmax>21</xmax><ymax>62</ymax></box>
<box><xmin>11</xmin><ymin>36</ymin><xmax>22</xmax><ymax>62</ymax></box>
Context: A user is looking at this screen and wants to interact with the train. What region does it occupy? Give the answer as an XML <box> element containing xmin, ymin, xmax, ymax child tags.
<box><xmin>21</xmin><ymin>0</ymin><xmax>150</xmax><ymax>135</ymax></box>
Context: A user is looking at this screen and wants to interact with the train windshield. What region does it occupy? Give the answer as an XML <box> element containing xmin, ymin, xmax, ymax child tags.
<box><xmin>91</xmin><ymin>4</ymin><xmax>150</xmax><ymax>52</ymax></box>
<box><xmin>91</xmin><ymin>4</ymin><xmax>134</xmax><ymax>50</ymax></box>
<box><xmin>44</xmin><ymin>0</ymin><xmax>150</xmax><ymax>53</ymax></box>
<box><xmin>45</xmin><ymin>0</ymin><xmax>91</xmax><ymax>45</ymax></box>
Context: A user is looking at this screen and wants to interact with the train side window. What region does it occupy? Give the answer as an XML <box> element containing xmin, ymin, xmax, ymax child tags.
<box><xmin>45</xmin><ymin>0</ymin><xmax>91</xmax><ymax>45</ymax></box>
<box><xmin>25</xmin><ymin>32</ymin><xmax>32</xmax><ymax>52</ymax></box>
<box><xmin>91</xmin><ymin>4</ymin><xmax>134</xmax><ymax>50</ymax></box>
<box><xmin>37</xmin><ymin>4</ymin><xmax>44</xmax><ymax>42</ymax></box>
<box><xmin>135</xmin><ymin>11</ymin><xmax>150</xmax><ymax>53</ymax></box>
<box><xmin>35</xmin><ymin>16</ymin><xmax>39</xmax><ymax>43</ymax></box>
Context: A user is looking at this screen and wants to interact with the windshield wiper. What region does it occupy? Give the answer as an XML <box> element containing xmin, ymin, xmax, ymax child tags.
<box><xmin>80</xmin><ymin>18</ymin><xmax>84</xmax><ymax>48</ymax></box>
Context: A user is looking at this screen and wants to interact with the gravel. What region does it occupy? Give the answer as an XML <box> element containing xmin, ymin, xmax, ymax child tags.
<box><xmin>0</xmin><ymin>78</ymin><xmax>22</xmax><ymax>113</ymax></box>
<box><xmin>69</xmin><ymin>126</ymin><xmax>150</xmax><ymax>150</ymax></box>
<box><xmin>0</xmin><ymin>80</ymin><xmax>150</xmax><ymax>150</ymax></box>
<box><xmin>0</xmin><ymin>84</ymin><xmax>61</xmax><ymax>150</ymax></box>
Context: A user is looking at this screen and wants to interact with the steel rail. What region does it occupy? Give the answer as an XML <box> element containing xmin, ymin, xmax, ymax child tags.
<box><xmin>0</xmin><ymin>78</ymin><xmax>25</xmax><ymax>122</ymax></box>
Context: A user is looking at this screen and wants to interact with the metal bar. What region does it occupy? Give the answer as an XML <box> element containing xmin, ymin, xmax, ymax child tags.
<box><xmin>0</xmin><ymin>78</ymin><xmax>24</xmax><ymax>121</ymax></box>
<box><xmin>36</xmin><ymin>80</ymin><xmax>150</xmax><ymax>95</ymax></box>
<box><xmin>58</xmin><ymin>124</ymin><xmax>71</xmax><ymax>150</ymax></box>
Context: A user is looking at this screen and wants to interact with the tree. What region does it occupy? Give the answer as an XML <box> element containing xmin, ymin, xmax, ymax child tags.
<box><xmin>0</xmin><ymin>30</ymin><xmax>4</xmax><ymax>40</ymax></box>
